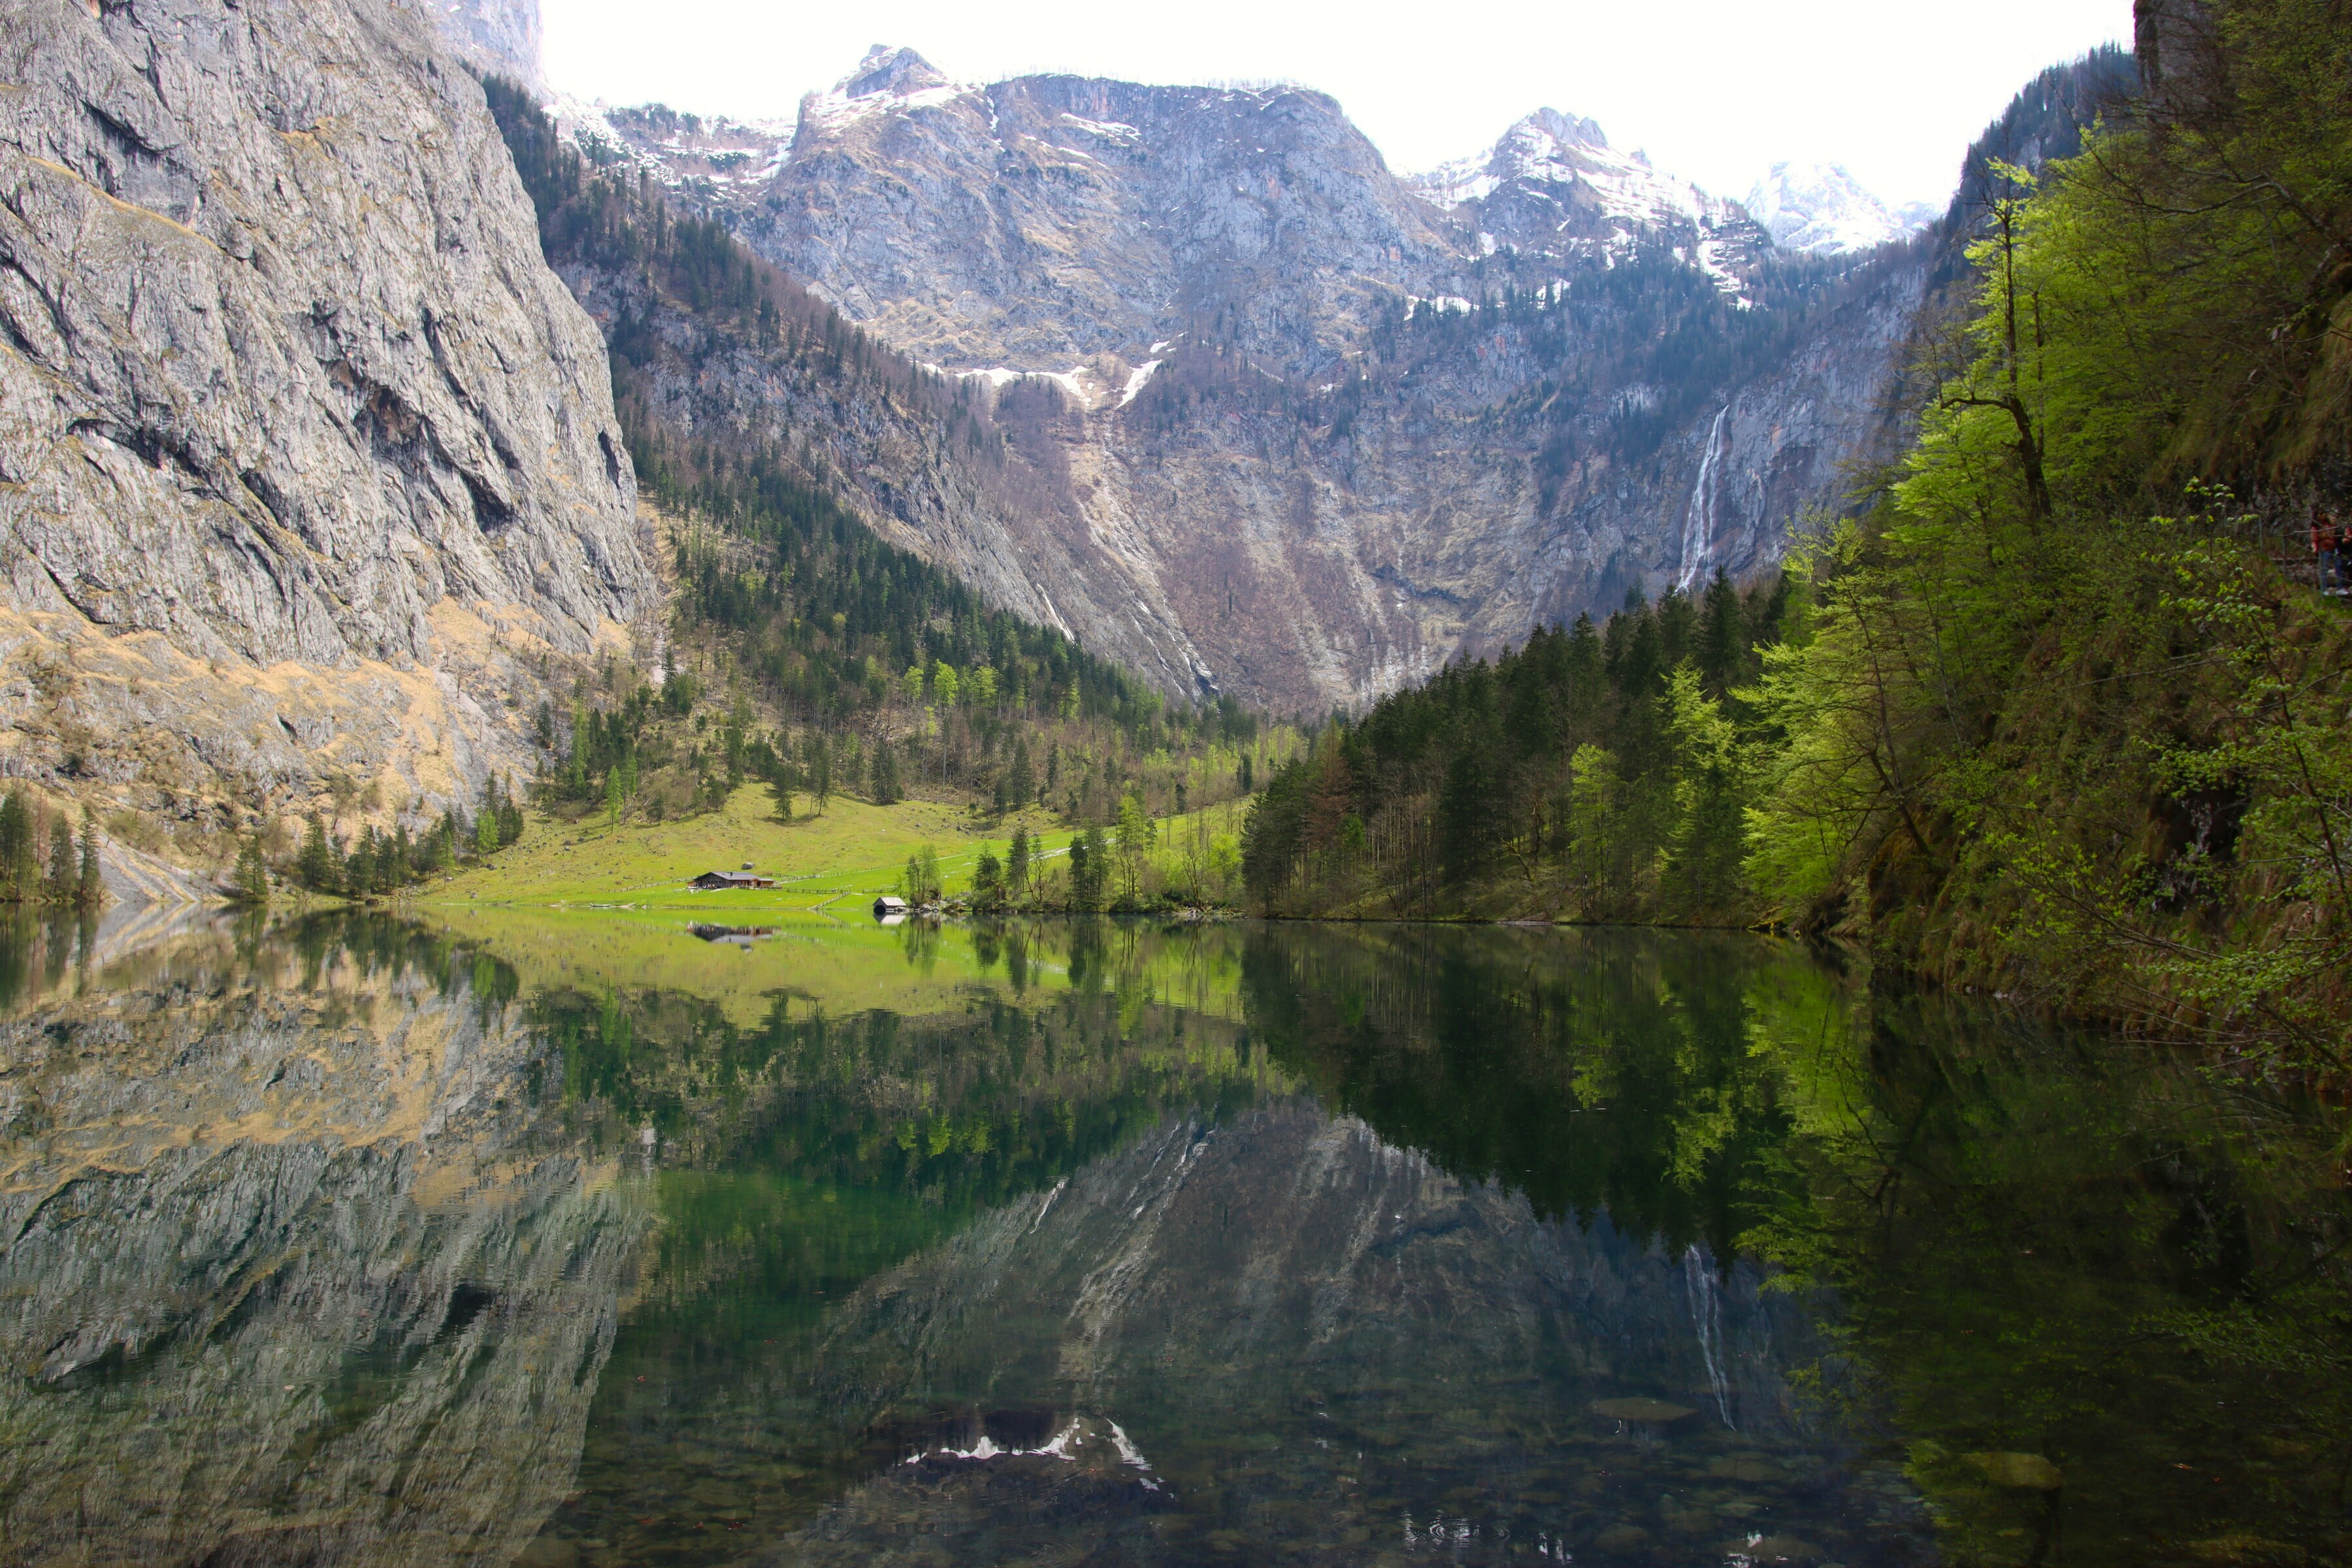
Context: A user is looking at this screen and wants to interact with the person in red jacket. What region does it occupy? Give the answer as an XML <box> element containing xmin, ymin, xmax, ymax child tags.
<box><xmin>2313</xmin><ymin>502</ymin><xmax>2343</xmax><ymax>595</ymax></box>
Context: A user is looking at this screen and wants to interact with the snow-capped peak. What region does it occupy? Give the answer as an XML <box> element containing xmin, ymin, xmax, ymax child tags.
<box><xmin>1520</xmin><ymin>107</ymin><xmax>1609</xmax><ymax>154</ymax></box>
<box><xmin>1414</xmin><ymin>108</ymin><xmax>1747</xmax><ymax>241</ymax></box>
<box><xmin>799</xmin><ymin>44</ymin><xmax>970</xmax><ymax>137</ymax></box>
<box><xmin>1409</xmin><ymin>108</ymin><xmax>1763</xmax><ymax>299</ymax></box>
<box><xmin>1743</xmin><ymin>161</ymin><xmax>1935</xmax><ymax>255</ymax></box>
<box><xmin>840</xmin><ymin>44</ymin><xmax>950</xmax><ymax>100</ymax></box>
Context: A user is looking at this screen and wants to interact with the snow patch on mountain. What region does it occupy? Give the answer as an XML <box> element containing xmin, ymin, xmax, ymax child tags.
<box><xmin>1743</xmin><ymin>161</ymin><xmax>1936</xmax><ymax>255</ymax></box>
<box><xmin>547</xmin><ymin>92</ymin><xmax>794</xmax><ymax>190</ymax></box>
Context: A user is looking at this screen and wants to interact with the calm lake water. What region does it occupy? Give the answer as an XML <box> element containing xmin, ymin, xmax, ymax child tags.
<box><xmin>1</xmin><ymin>911</ymin><xmax>2347</xmax><ymax>1567</ymax></box>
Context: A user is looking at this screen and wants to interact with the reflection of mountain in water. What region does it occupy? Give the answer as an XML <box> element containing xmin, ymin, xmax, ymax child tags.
<box><xmin>764</xmin><ymin>1100</ymin><xmax>1927</xmax><ymax>1565</ymax></box>
<box><xmin>0</xmin><ymin>921</ymin><xmax>651</xmax><ymax>1567</ymax></box>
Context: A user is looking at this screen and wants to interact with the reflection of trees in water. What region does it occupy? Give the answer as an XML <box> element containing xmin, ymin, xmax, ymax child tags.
<box><xmin>14</xmin><ymin>911</ymin><xmax>2343</xmax><ymax>1565</ymax></box>
<box><xmin>0</xmin><ymin>909</ymin><xmax>97</xmax><ymax>1009</ymax></box>
<box><xmin>1756</xmin><ymin>989</ymin><xmax>2352</xmax><ymax>1562</ymax></box>
<box><xmin>538</xmin><ymin>960</ymin><xmax>1275</xmax><ymax>1556</ymax></box>
<box><xmin>1238</xmin><ymin>923</ymin><xmax>1819</xmax><ymax>1258</ymax></box>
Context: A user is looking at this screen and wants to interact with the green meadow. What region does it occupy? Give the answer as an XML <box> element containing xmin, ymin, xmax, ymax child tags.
<box><xmin>421</xmin><ymin>785</ymin><xmax>1250</xmax><ymax>915</ymax></box>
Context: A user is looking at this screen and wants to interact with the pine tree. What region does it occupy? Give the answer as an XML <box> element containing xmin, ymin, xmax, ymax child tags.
<box><xmin>1007</xmin><ymin>826</ymin><xmax>1030</xmax><ymax>896</ymax></box>
<box><xmin>346</xmin><ymin>829</ymin><xmax>376</xmax><ymax>899</ymax></box>
<box><xmin>76</xmin><ymin>804</ymin><xmax>103</xmax><ymax>911</ymax></box>
<box><xmin>0</xmin><ymin>789</ymin><xmax>31</xmax><ymax>902</ymax></box>
<box><xmin>232</xmin><ymin>837</ymin><xmax>269</xmax><ymax>904</ymax></box>
<box><xmin>1008</xmin><ymin>738</ymin><xmax>1033</xmax><ymax>811</ymax></box>
<box><xmin>46</xmin><ymin>815</ymin><xmax>75</xmax><ymax>906</ymax></box>
<box><xmin>298</xmin><ymin>812</ymin><xmax>338</xmax><ymax>892</ymax></box>
<box><xmin>1071</xmin><ymin>825</ymin><xmax>1109</xmax><ymax>911</ymax></box>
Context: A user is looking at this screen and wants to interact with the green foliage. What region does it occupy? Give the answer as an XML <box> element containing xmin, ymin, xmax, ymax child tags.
<box><xmin>1243</xmin><ymin>5</ymin><xmax>2352</xmax><ymax>1060</ymax></box>
<box><xmin>75</xmin><ymin>805</ymin><xmax>101</xmax><ymax>911</ymax></box>
<box><xmin>1739</xmin><ymin>0</ymin><xmax>2352</xmax><ymax>1060</ymax></box>
<box><xmin>0</xmin><ymin>791</ymin><xmax>101</xmax><ymax>909</ymax></box>
<box><xmin>0</xmin><ymin>791</ymin><xmax>38</xmax><ymax>902</ymax></box>
<box><xmin>1113</xmin><ymin>792</ymin><xmax>1154</xmax><ymax>904</ymax></box>
<box><xmin>900</xmin><ymin>843</ymin><xmax>942</xmax><ymax>906</ymax></box>
<box><xmin>1006</xmin><ymin>826</ymin><xmax>1030</xmax><ymax>896</ymax></box>
<box><xmin>1068</xmin><ymin>827</ymin><xmax>1109</xmax><ymax>911</ymax></box>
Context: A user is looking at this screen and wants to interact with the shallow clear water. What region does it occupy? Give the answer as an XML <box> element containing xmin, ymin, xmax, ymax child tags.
<box><xmin>1</xmin><ymin>911</ymin><xmax>2346</xmax><ymax>1566</ymax></box>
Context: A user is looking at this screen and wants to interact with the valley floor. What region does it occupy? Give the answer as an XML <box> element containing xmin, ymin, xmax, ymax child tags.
<box><xmin>417</xmin><ymin>787</ymin><xmax>1251</xmax><ymax>913</ymax></box>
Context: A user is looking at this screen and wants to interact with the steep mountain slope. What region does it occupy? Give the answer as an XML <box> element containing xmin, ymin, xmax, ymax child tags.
<box><xmin>583</xmin><ymin>46</ymin><xmax>1463</xmax><ymax>379</ymax></box>
<box><xmin>0</xmin><ymin>0</ymin><xmax>651</xmax><ymax>857</ymax></box>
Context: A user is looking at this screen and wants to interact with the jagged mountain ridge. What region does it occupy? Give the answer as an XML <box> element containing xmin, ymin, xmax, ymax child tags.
<box><xmin>1412</xmin><ymin>108</ymin><xmax>1771</xmax><ymax>288</ymax></box>
<box><xmin>575</xmin><ymin>46</ymin><xmax>1465</xmax><ymax>379</ymax></box>
<box><xmin>0</xmin><ymin>0</ymin><xmax>653</xmax><ymax>849</ymax></box>
<box><xmin>535</xmin><ymin>45</ymin><xmax>1935</xmax><ymax>711</ymax></box>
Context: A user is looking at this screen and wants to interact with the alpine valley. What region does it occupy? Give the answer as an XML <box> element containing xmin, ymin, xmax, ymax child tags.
<box><xmin>0</xmin><ymin>0</ymin><xmax>2123</xmax><ymax>899</ymax></box>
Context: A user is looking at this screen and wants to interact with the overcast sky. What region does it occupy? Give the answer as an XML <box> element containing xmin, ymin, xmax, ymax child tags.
<box><xmin>540</xmin><ymin>0</ymin><xmax>2132</xmax><ymax>208</ymax></box>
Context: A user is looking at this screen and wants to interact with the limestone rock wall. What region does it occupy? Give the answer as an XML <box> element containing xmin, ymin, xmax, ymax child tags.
<box><xmin>0</xmin><ymin>0</ymin><xmax>653</xmax><ymax>826</ymax></box>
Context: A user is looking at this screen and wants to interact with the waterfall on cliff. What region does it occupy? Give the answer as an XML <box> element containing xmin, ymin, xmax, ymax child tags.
<box><xmin>1676</xmin><ymin>407</ymin><xmax>1732</xmax><ymax>592</ymax></box>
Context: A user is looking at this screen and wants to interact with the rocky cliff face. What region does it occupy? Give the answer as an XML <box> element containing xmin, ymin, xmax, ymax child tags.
<box><xmin>439</xmin><ymin>0</ymin><xmax>547</xmax><ymax>93</ymax></box>
<box><xmin>0</xmin><ymin>0</ymin><xmax>652</xmax><ymax>843</ymax></box>
<box><xmin>583</xmin><ymin>46</ymin><xmax>1463</xmax><ymax>380</ymax></box>
<box><xmin>549</xmin><ymin>46</ymin><xmax>1933</xmax><ymax>712</ymax></box>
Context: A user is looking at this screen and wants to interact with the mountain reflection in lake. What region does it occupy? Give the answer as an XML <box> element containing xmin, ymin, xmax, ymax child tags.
<box><xmin>1</xmin><ymin>914</ymin><xmax>2345</xmax><ymax>1567</ymax></box>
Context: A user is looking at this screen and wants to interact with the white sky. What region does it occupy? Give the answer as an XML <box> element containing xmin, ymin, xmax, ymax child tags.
<box><xmin>540</xmin><ymin>0</ymin><xmax>2132</xmax><ymax>208</ymax></box>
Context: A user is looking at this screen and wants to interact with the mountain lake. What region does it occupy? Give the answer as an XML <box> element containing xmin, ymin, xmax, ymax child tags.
<box><xmin>1</xmin><ymin>911</ymin><xmax>2345</xmax><ymax>1567</ymax></box>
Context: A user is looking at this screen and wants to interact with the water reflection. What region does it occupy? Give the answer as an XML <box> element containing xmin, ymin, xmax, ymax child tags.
<box><xmin>0</xmin><ymin>913</ymin><xmax>2344</xmax><ymax>1566</ymax></box>
<box><xmin>0</xmin><ymin>916</ymin><xmax>645</xmax><ymax>1566</ymax></box>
